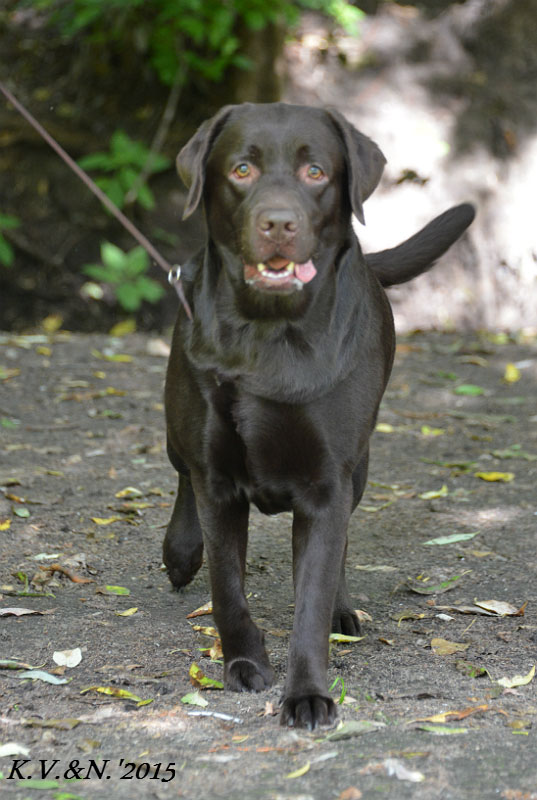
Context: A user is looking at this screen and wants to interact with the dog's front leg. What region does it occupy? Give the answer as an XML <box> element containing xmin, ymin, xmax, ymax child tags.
<box><xmin>192</xmin><ymin>483</ymin><xmax>275</xmax><ymax>693</ymax></box>
<box><xmin>281</xmin><ymin>491</ymin><xmax>352</xmax><ymax>730</ymax></box>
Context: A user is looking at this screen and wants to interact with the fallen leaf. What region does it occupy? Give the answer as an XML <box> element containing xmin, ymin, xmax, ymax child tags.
<box><xmin>384</xmin><ymin>757</ymin><xmax>425</xmax><ymax>783</ymax></box>
<box><xmin>454</xmin><ymin>384</ymin><xmax>485</xmax><ymax>396</ymax></box>
<box><xmin>91</xmin><ymin>516</ymin><xmax>123</xmax><ymax>525</ymax></box>
<box><xmin>41</xmin><ymin>563</ymin><xmax>93</xmax><ymax>584</ymax></box>
<box><xmin>263</xmin><ymin>701</ymin><xmax>278</xmax><ymax>717</ymax></box>
<box><xmin>503</xmin><ymin>363</ymin><xmax>521</xmax><ymax>383</ymax></box>
<box><xmin>101</xmin><ymin>585</ymin><xmax>130</xmax><ymax>596</ymax></box>
<box><xmin>497</xmin><ymin>665</ymin><xmax>535</xmax><ymax>689</ymax></box>
<box><xmin>375</xmin><ymin>422</ymin><xmax>395</xmax><ymax>433</ymax></box>
<box><xmin>53</xmin><ymin>648</ymin><xmax>82</xmax><ymax>668</ymax></box>
<box><xmin>491</xmin><ymin>444</ymin><xmax>536</xmax><ymax>461</ymax></box>
<box><xmin>355</xmin><ymin>564</ymin><xmax>397</xmax><ymax>572</ymax></box>
<box><xmin>416</xmin><ymin>704</ymin><xmax>489</xmax><ymax>723</ymax></box>
<box><xmin>421</xmin><ymin>425</ymin><xmax>445</xmax><ymax>436</ymax></box>
<box><xmin>114</xmin><ymin>486</ymin><xmax>143</xmax><ymax>498</ymax></box>
<box><xmin>19</xmin><ymin>669</ymin><xmax>69</xmax><ymax>685</ymax></box>
<box><xmin>109</xmin><ymin>319</ymin><xmax>136</xmax><ymax>336</ymax></box>
<box><xmin>418</xmin><ymin>484</ymin><xmax>449</xmax><ymax>500</ymax></box>
<box><xmin>146</xmin><ymin>338</ymin><xmax>170</xmax><ymax>357</ymax></box>
<box><xmin>23</xmin><ymin>717</ymin><xmax>81</xmax><ymax>730</ymax></box>
<box><xmin>180</xmin><ymin>690</ymin><xmax>209</xmax><ymax>707</ymax></box>
<box><xmin>329</xmin><ymin>632</ymin><xmax>364</xmax><ymax>643</ymax></box>
<box><xmin>338</xmin><ymin>788</ymin><xmax>362</xmax><ymax>800</ymax></box>
<box><xmin>435</xmin><ymin>604</ymin><xmax>496</xmax><ymax>616</ymax></box>
<box><xmin>186</xmin><ymin>601</ymin><xmax>213</xmax><ymax>618</ymax></box>
<box><xmin>0</xmin><ymin>607</ymin><xmax>52</xmax><ymax>617</ymax></box>
<box><xmin>19</xmin><ymin>779</ymin><xmax>60</xmax><ymax>790</ymax></box>
<box><xmin>0</xmin><ymin>742</ymin><xmax>31</xmax><ymax>757</ymax></box>
<box><xmin>42</xmin><ymin>313</ymin><xmax>63</xmax><ymax>333</ymax></box>
<box><xmin>406</xmin><ymin>571</ymin><xmax>470</xmax><ymax>595</ymax></box>
<box><xmin>285</xmin><ymin>761</ymin><xmax>311</xmax><ymax>779</ymax></box>
<box><xmin>115</xmin><ymin>607</ymin><xmax>138</xmax><ymax>617</ymax></box>
<box><xmin>0</xmin><ymin>519</ymin><xmax>11</xmax><ymax>530</ymax></box>
<box><xmin>326</xmin><ymin>720</ymin><xmax>385</xmax><ymax>740</ymax></box>
<box><xmin>423</xmin><ymin>532</ymin><xmax>478</xmax><ymax>546</ymax></box>
<box><xmin>189</xmin><ymin>663</ymin><xmax>224</xmax><ymax>690</ymax></box>
<box><xmin>431</xmin><ymin>637</ymin><xmax>470</xmax><ymax>656</ymax></box>
<box><xmin>417</xmin><ymin>724</ymin><xmax>468</xmax><ymax>735</ymax></box>
<box><xmin>91</xmin><ymin>349</ymin><xmax>132</xmax><ymax>363</ymax></box>
<box><xmin>474</xmin><ymin>600</ymin><xmax>527</xmax><ymax>617</ymax></box>
<box><xmin>0</xmin><ymin>659</ymin><xmax>43</xmax><ymax>670</ymax></box>
<box><xmin>191</xmin><ymin>625</ymin><xmax>220</xmax><ymax>637</ymax></box>
<box><xmin>390</xmin><ymin>609</ymin><xmax>427</xmax><ymax>624</ymax></box>
<box><xmin>209</xmin><ymin>639</ymin><xmax>223</xmax><ymax>660</ymax></box>
<box><xmin>80</xmin><ymin>686</ymin><xmax>152</xmax><ymax>705</ymax></box>
<box><xmin>13</xmin><ymin>506</ymin><xmax>30</xmax><ymax>518</ymax></box>
<box><xmin>455</xmin><ymin>660</ymin><xmax>491</xmax><ymax>679</ymax></box>
<box><xmin>474</xmin><ymin>471</ymin><xmax>515</xmax><ymax>482</ymax></box>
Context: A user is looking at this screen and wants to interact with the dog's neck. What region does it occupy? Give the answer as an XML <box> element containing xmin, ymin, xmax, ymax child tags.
<box><xmin>179</xmin><ymin>236</ymin><xmax>392</xmax><ymax>403</ymax></box>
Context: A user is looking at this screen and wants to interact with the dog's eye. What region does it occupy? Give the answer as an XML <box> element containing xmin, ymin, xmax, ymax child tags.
<box><xmin>307</xmin><ymin>165</ymin><xmax>324</xmax><ymax>180</ymax></box>
<box><xmin>233</xmin><ymin>163</ymin><xmax>251</xmax><ymax>179</ymax></box>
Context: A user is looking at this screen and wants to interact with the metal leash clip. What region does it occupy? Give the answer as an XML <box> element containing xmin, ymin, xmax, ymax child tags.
<box><xmin>168</xmin><ymin>264</ymin><xmax>182</xmax><ymax>284</ymax></box>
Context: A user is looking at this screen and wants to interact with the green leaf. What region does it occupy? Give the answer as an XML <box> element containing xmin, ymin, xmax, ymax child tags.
<box><xmin>116</xmin><ymin>284</ymin><xmax>143</xmax><ymax>312</ymax></box>
<box><xmin>104</xmin><ymin>585</ymin><xmax>130</xmax><ymax>596</ymax></box>
<box><xmin>0</xmin><ymin>235</ymin><xmax>14</xmax><ymax>266</ymax></box>
<box><xmin>101</xmin><ymin>241</ymin><xmax>127</xmax><ymax>272</ymax></box>
<box><xmin>19</xmin><ymin>669</ymin><xmax>69</xmax><ymax>685</ymax></box>
<box><xmin>124</xmin><ymin>246</ymin><xmax>149</xmax><ymax>276</ymax></box>
<box><xmin>136</xmin><ymin>276</ymin><xmax>165</xmax><ymax>303</ymax></box>
<box><xmin>406</xmin><ymin>571</ymin><xmax>470</xmax><ymax>595</ymax></box>
<box><xmin>0</xmin><ymin>212</ymin><xmax>21</xmax><ymax>230</ymax></box>
<box><xmin>454</xmin><ymin>384</ymin><xmax>485</xmax><ymax>396</ymax></box>
<box><xmin>181</xmin><ymin>690</ymin><xmax>209</xmax><ymax>707</ymax></box>
<box><xmin>96</xmin><ymin>176</ymin><xmax>125</xmax><ymax>209</ymax></box>
<box><xmin>13</xmin><ymin>506</ymin><xmax>30</xmax><ymax>518</ymax></box>
<box><xmin>83</xmin><ymin>264</ymin><xmax>117</xmax><ymax>283</ymax></box>
<box><xmin>417</xmin><ymin>724</ymin><xmax>468</xmax><ymax>735</ymax></box>
<box><xmin>135</xmin><ymin>182</ymin><xmax>156</xmax><ymax>210</ymax></box>
<box><xmin>20</xmin><ymin>779</ymin><xmax>60</xmax><ymax>789</ymax></box>
<box><xmin>423</xmin><ymin>532</ymin><xmax>479</xmax><ymax>546</ymax></box>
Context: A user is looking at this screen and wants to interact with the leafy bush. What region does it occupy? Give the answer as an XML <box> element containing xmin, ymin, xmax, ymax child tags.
<box><xmin>32</xmin><ymin>0</ymin><xmax>363</xmax><ymax>86</ymax></box>
<box><xmin>78</xmin><ymin>131</ymin><xmax>170</xmax><ymax>210</ymax></box>
<box><xmin>0</xmin><ymin>214</ymin><xmax>21</xmax><ymax>267</ymax></box>
<box><xmin>84</xmin><ymin>242</ymin><xmax>165</xmax><ymax>311</ymax></box>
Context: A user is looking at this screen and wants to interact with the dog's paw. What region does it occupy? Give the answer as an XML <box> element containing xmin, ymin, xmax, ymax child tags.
<box><xmin>225</xmin><ymin>658</ymin><xmax>275</xmax><ymax>692</ymax></box>
<box><xmin>280</xmin><ymin>694</ymin><xmax>337</xmax><ymax>730</ymax></box>
<box><xmin>331</xmin><ymin>607</ymin><xmax>361</xmax><ymax>637</ymax></box>
<box><xmin>163</xmin><ymin>546</ymin><xmax>203</xmax><ymax>591</ymax></box>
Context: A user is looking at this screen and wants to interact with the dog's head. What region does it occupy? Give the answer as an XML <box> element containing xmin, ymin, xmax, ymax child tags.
<box><xmin>177</xmin><ymin>103</ymin><xmax>385</xmax><ymax>297</ymax></box>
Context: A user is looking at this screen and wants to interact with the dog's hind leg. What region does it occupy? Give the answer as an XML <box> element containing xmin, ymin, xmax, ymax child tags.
<box><xmin>163</xmin><ymin>471</ymin><xmax>204</xmax><ymax>590</ymax></box>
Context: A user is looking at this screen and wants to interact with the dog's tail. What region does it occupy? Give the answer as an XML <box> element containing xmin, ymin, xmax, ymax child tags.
<box><xmin>365</xmin><ymin>203</ymin><xmax>475</xmax><ymax>288</ymax></box>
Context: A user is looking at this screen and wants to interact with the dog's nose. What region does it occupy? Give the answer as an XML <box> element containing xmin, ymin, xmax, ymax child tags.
<box><xmin>257</xmin><ymin>208</ymin><xmax>298</xmax><ymax>240</ymax></box>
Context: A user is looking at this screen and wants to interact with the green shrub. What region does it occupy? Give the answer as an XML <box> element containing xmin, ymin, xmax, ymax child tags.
<box><xmin>78</xmin><ymin>131</ymin><xmax>170</xmax><ymax>210</ymax></box>
<box><xmin>0</xmin><ymin>214</ymin><xmax>21</xmax><ymax>267</ymax></box>
<box><xmin>83</xmin><ymin>242</ymin><xmax>165</xmax><ymax>311</ymax></box>
<box><xmin>32</xmin><ymin>0</ymin><xmax>363</xmax><ymax>86</ymax></box>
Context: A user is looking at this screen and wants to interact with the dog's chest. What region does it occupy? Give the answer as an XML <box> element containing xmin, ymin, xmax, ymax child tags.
<box><xmin>206</xmin><ymin>381</ymin><xmax>333</xmax><ymax>514</ymax></box>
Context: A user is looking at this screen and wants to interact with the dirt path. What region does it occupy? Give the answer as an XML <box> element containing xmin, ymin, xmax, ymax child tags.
<box><xmin>1</xmin><ymin>328</ymin><xmax>536</xmax><ymax>799</ymax></box>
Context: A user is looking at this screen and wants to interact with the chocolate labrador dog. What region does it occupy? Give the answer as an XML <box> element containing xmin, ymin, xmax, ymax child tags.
<box><xmin>164</xmin><ymin>102</ymin><xmax>474</xmax><ymax>729</ymax></box>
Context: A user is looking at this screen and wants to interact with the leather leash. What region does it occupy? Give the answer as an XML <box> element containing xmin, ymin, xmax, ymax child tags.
<box><xmin>0</xmin><ymin>81</ymin><xmax>193</xmax><ymax>321</ymax></box>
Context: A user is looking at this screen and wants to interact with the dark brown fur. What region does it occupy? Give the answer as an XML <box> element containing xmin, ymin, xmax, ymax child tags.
<box><xmin>163</xmin><ymin>102</ymin><xmax>474</xmax><ymax>729</ymax></box>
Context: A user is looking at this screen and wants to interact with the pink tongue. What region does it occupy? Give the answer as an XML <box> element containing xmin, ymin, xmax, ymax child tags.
<box><xmin>295</xmin><ymin>259</ymin><xmax>317</xmax><ymax>283</ymax></box>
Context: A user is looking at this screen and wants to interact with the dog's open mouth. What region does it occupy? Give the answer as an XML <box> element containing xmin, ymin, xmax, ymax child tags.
<box><xmin>243</xmin><ymin>257</ymin><xmax>317</xmax><ymax>292</ymax></box>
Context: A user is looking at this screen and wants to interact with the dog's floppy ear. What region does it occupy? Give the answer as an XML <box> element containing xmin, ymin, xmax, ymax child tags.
<box><xmin>177</xmin><ymin>105</ymin><xmax>236</xmax><ymax>220</ymax></box>
<box><xmin>326</xmin><ymin>108</ymin><xmax>386</xmax><ymax>225</ymax></box>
